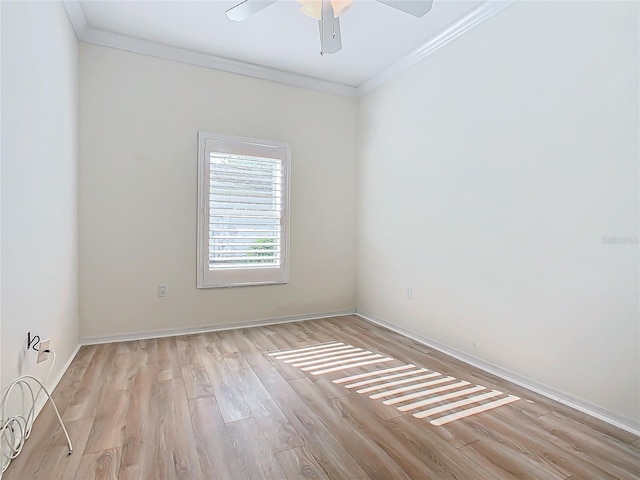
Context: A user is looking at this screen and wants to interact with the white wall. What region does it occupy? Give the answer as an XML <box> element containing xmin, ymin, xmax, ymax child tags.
<box><xmin>4</xmin><ymin>0</ymin><xmax>631</xmax><ymax>434</ymax></box>
<box><xmin>1</xmin><ymin>1</ymin><xmax>79</xmax><ymax>391</ymax></box>
<box><xmin>78</xmin><ymin>44</ymin><xmax>357</xmax><ymax>339</ymax></box>
<box><xmin>0</xmin><ymin>4</ymin><xmax>3</xmax><ymax>385</ymax></box>
<box><xmin>357</xmin><ymin>1</ymin><xmax>639</xmax><ymax>426</ymax></box>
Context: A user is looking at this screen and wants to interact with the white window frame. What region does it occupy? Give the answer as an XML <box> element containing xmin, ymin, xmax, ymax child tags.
<box><xmin>197</xmin><ymin>132</ymin><xmax>291</xmax><ymax>288</ymax></box>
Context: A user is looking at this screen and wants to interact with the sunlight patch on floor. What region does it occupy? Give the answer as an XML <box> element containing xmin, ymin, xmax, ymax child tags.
<box><xmin>269</xmin><ymin>342</ymin><xmax>519</xmax><ymax>426</ymax></box>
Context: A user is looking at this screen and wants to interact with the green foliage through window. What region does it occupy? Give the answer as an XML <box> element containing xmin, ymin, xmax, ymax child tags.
<box><xmin>247</xmin><ymin>238</ymin><xmax>276</xmax><ymax>263</ymax></box>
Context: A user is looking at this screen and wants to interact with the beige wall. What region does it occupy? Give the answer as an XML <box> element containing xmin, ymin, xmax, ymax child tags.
<box><xmin>357</xmin><ymin>1</ymin><xmax>639</xmax><ymax>425</ymax></box>
<box><xmin>78</xmin><ymin>44</ymin><xmax>358</xmax><ymax>339</ymax></box>
<box><xmin>1</xmin><ymin>1</ymin><xmax>79</xmax><ymax>390</ymax></box>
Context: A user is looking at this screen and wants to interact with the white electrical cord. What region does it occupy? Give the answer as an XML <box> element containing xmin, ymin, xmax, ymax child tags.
<box><xmin>0</xmin><ymin>351</ymin><xmax>73</xmax><ymax>478</ymax></box>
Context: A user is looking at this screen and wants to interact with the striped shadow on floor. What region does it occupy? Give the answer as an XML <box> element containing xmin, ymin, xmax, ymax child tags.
<box><xmin>268</xmin><ymin>341</ymin><xmax>520</xmax><ymax>427</ymax></box>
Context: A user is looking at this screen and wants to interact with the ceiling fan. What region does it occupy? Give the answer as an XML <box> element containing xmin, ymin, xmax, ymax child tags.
<box><xmin>225</xmin><ymin>0</ymin><xmax>434</xmax><ymax>55</ymax></box>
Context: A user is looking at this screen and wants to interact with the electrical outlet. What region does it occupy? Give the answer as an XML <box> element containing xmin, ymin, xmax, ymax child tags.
<box><xmin>37</xmin><ymin>339</ymin><xmax>51</xmax><ymax>363</ymax></box>
<box><xmin>158</xmin><ymin>284</ymin><xmax>168</xmax><ymax>297</ymax></box>
<box><xmin>406</xmin><ymin>287</ymin><xmax>413</xmax><ymax>300</ymax></box>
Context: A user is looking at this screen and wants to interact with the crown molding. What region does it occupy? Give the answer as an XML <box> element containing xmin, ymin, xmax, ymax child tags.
<box><xmin>61</xmin><ymin>1</ymin><xmax>358</xmax><ymax>97</ymax></box>
<box><xmin>85</xmin><ymin>28</ymin><xmax>359</xmax><ymax>97</ymax></box>
<box><xmin>357</xmin><ymin>1</ymin><xmax>514</xmax><ymax>97</ymax></box>
<box><xmin>62</xmin><ymin>0</ymin><xmax>87</xmax><ymax>34</ymax></box>
<box><xmin>62</xmin><ymin>1</ymin><xmax>512</xmax><ymax>99</ymax></box>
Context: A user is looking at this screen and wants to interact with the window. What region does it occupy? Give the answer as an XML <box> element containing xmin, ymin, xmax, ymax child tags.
<box><xmin>197</xmin><ymin>132</ymin><xmax>291</xmax><ymax>288</ymax></box>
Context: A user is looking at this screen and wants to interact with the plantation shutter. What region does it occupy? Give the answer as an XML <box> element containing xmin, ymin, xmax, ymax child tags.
<box><xmin>198</xmin><ymin>134</ymin><xmax>290</xmax><ymax>287</ymax></box>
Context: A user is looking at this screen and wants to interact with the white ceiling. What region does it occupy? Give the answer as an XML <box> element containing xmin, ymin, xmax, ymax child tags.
<box><xmin>64</xmin><ymin>0</ymin><xmax>510</xmax><ymax>96</ymax></box>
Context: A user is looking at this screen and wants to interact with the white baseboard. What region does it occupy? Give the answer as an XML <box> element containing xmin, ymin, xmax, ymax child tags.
<box><xmin>0</xmin><ymin>344</ymin><xmax>80</xmax><ymax>474</ymax></box>
<box><xmin>356</xmin><ymin>311</ymin><xmax>640</xmax><ymax>437</ymax></box>
<box><xmin>79</xmin><ymin>310</ymin><xmax>356</xmax><ymax>345</ymax></box>
<box><xmin>32</xmin><ymin>343</ymin><xmax>81</xmax><ymax>423</ymax></box>
<box><xmin>50</xmin><ymin>344</ymin><xmax>82</xmax><ymax>394</ymax></box>
<box><xmin>73</xmin><ymin>308</ymin><xmax>640</xmax><ymax>435</ymax></box>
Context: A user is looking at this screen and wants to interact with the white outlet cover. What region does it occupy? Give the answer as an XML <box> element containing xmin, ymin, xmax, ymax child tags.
<box><xmin>37</xmin><ymin>339</ymin><xmax>51</xmax><ymax>363</ymax></box>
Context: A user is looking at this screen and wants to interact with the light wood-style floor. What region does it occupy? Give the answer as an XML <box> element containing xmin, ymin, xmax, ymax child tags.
<box><xmin>4</xmin><ymin>315</ymin><xmax>639</xmax><ymax>479</ymax></box>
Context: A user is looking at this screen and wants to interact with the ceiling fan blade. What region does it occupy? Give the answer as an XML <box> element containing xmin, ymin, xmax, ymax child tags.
<box><xmin>225</xmin><ymin>0</ymin><xmax>278</xmax><ymax>22</ymax></box>
<box><xmin>318</xmin><ymin>0</ymin><xmax>342</xmax><ymax>55</ymax></box>
<box><xmin>376</xmin><ymin>0</ymin><xmax>433</xmax><ymax>17</ymax></box>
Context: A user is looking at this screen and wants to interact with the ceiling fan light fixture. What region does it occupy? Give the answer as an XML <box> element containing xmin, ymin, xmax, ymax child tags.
<box><xmin>296</xmin><ymin>0</ymin><xmax>352</xmax><ymax>20</ymax></box>
<box><xmin>331</xmin><ymin>0</ymin><xmax>352</xmax><ymax>16</ymax></box>
<box><xmin>297</xmin><ymin>1</ymin><xmax>321</xmax><ymax>19</ymax></box>
<box><xmin>226</xmin><ymin>0</ymin><xmax>433</xmax><ymax>56</ymax></box>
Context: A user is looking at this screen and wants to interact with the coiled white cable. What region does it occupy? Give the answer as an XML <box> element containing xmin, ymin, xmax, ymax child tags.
<box><xmin>0</xmin><ymin>351</ymin><xmax>73</xmax><ymax>478</ymax></box>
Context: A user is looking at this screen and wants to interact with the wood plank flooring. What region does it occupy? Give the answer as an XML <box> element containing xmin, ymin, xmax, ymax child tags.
<box><xmin>4</xmin><ymin>315</ymin><xmax>639</xmax><ymax>479</ymax></box>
